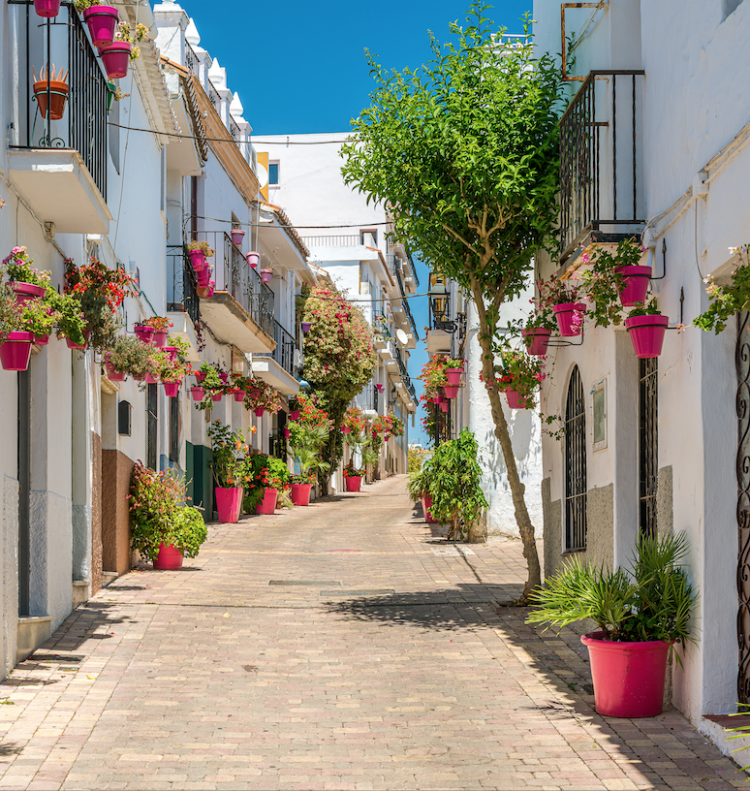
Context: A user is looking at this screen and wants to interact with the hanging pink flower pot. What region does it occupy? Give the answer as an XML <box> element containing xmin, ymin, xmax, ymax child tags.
<box><xmin>34</xmin><ymin>0</ymin><xmax>62</xmax><ymax>18</ymax></box>
<box><xmin>290</xmin><ymin>483</ymin><xmax>312</xmax><ymax>507</ymax></box>
<box><xmin>211</xmin><ymin>391</ymin><xmax>223</xmax><ymax>402</ymax></box>
<box><xmin>246</xmin><ymin>251</ymin><xmax>260</xmax><ymax>268</ymax></box>
<box><xmin>207</xmin><ymin>284</ymin><xmax>215</xmax><ymax>297</ymax></box>
<box><xmin>617</xmin><ymin>266</ymin><xmax>652</xmax><ymax>308</ymax></box>
<box><xmin>301</xmin><ymin>322</ymin><xmax>311</xmax><ymax>334</ymax></box>
<box><xmin>34</xmin><ymin>334</ymin><xmax>49</xmax><ymax>346</ymax></box>
<box><xmin>233</xmin><ymin>389</ymin><xmax>245</xmax><ymax>403</ymax></box>
<box><xmin>522</xmin><ymin>328</ymin><xmax>552</xmax><ymax>356</ymax></box>
<box><xmin>99</xmin><ymin>42</ymin><xmax>131</xmax><ymax>80</ymax></box>
<box><xmin>421</xmin><ymin>493</ymin><xmax>438</xmax><ymax>524</ymax></box>
<box><xmin>9</xmin><ymin>281</ymin><xmax>46</xmax><ymax>307</ymax></box>
<box><xmin>553</xmin><ymin>302</ymin><xmax>586</xmax><ymax>337</ymax></box>
<box><xmin>376</xmin><ymin>383</ymin><xmax>384</xmax><ymax>392</ymax></box>
<box><xmin>144</xmin><ymin>373</ymin><xmax>158</xmax><ymax>384</ymax></box>
<box><xmin>153</xmin><ymin>542</ymin><xmax>183</xmax><ymax>571</ymax></box>
<box><xmin>439</xmin><ymin>401</ymin><xmax>449</xmax><ymax>413</ymax></box>
<box><xmin>284</xmin><ymin>428</ymin><xmax>290</xmax><ymax>439</ymax></box>
<box><xmin>195</xmin><ymin>371</ymin><xmax>207</xmax><ymax>384</ymax></box>
<box><xmin>190</xmin><ymin>386</ymin><xmax>205</xmax><ymax>401</ymax></box>
<box><xmin>66</xmin><ymin>336</ymin><xmax>87</xmax><ymax>351</ymax></box>
<box><xmin>189</xmin><ymin>249</ymin><xmax>206</xmax><ymax>272</ymax></box>
<box><xmin>255</xmin><ymin>407</ymin><xmax>265</xmax><ymax>417</ymax></box>
<box><xmin>444</xmin><ymin>385</ymin><xmax>458</xmax><ymax>399</ymax></box>
<box><xmin>134</xmin><ymin>325</ymin><xmax>154</xmax><ymax>344</ymax></box>
<box><xmin>231</xmin><ymin>228</ymin><xmax>245</xmax><ymax>246</ymax></box>
<box><xmin>260</xmin><ymin>269</ymin><xmax>273</xmax><ymax>283</ymax></box>
<box><xmin>151</xmin><ymin>329</ymin><xmax>168</xmax><ymax>347</ymax></box>
<box><xmin>445</xmin><ymin>368</ymin><xmax>462</xmax><ymax>386</ymax></box>
<box><xmin>162</xmin><ymin>381</ymin><xmax>180</xmax><ymax>398</ymax></box>
<box><xmin>83</xmin><ymin>4</ymin><xmax>119</xmax><ymax>47</ymax></box>
<box><xmin>197</xmin><ymin>269</ymin><xmax>211</xmax><ymax>288</ymax></box>
<box><xmin>0</xmin><ymin>332</ymin><xmax>34</xmax><ymax>371</ymax></box>
<box><xmin>216</xmin><ymin>487</ymin><xmax>243</xmax><ymax>523</ymax></box>
<box><xmin>342</xmin><ymin>426</ymin><xmax>351</xmax><ymax>434</ymax></box>
<box><xmin>506</xmin><ymin>389</ymin><xmax>530</xmax><ymax>409</ymax></box>
<box><xmin>581</xmin><ymin>632</ymin><xmax>670</xmax><ymax>718</ymax></box>
<box><xmin>625</xmin><ymin>314</ymin><xmax>669</xmax><ymax>358</ymax></box>
<box><xmin>345</xmin><ymin>476</ymin><xmax>363</xmax><ymax>493</ymax></box>
<box><xmin>433</xmin><ymin>394</ymin><xmax>444</xmax><ymax>404</ymax></box>
<box><xmin>163</xmin><ymin>346</ymin><xmax>179</xmax><ymax>361</ymax></box>
<box><xmin>218</xmin><ymin>373</ymin><xmax>229</xmax><ymax>384</ymax></box>
<box><xmin>289</xmin><ymin>410</ymin><xmax>300</xmax><ymax>421</ymax></box>
<box><xmin>104</xmin><ymin>361</ymin><xmax>125</xmax><ymax>382</ymax></box>
<box><xmin>256</xmin><ymin>488</ymin><xmax>278</xmax><ymax>515</ymax></box>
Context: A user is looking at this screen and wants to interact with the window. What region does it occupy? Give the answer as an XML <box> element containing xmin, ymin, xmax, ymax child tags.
<box><xmin>592</xmin><ymin>379</ymin><xmax>607</xmax><ymax>452</ymax></box>
<box><xmin>147</xmin><ymin>384</ymin><xmax>158</xmax><ymax>470</ymax></box>
<box><xmin>169</xmin><ymin>394</ymin><xmax>180</xmax><ymax>464</ymax></box>
<box><xmin>565</xmin><ymin>366</ymin><xmax>587</xmax><ymax>551</ymax></box>
<box><xmin>639</xmin><ymin>358</ymin><xmax>658</xmax><ymax>537</ymax></box>
<box><xmin>268</xmin><ymin>162</ymin><xmax>279</xmax><ymax>185</ymax></box>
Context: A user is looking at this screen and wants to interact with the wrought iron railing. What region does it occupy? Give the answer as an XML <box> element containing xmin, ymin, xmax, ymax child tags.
<box><xmin>9</xmin><ymin>1</ymin><xmax>108</xmax><ymax>200</ymax></box>
<box><xmin>185</xmin><ymin>41</ymin><xmax>200</xmax><ymax>76</ymax></box>
<box><xmin>559</xmin><ymin>70</ymin><xmax>645</xmax><ymax>261</ymax></box>
<box><xmin>206</xmin><ymin>78</ymin><xmax>221</xmax><ymax>110</ymax></box>
<box><xmin>394</xmin><ymin>344</ymin><xmax>417</xmax><ymax>402</ymax></box>
<box><xmin>257</xmin><ymin>319</ymin><xmax>296</xmax><ymax>376</ymax></box>
<box><xmin>407</xmin><ymin>254</ymin><xmax>420</xmax><ymax>287</ymax></box>
<box><xmin>393</xmin><ymin>264</ymin><xmax>419</xmax><ymax>340</ymax></box>
<box><xmin>167</xmin><ymin>246</ymin><xmax>200</xmax><ymax>326</ymax></box>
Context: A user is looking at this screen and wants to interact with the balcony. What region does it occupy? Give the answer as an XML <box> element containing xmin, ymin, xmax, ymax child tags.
<box><xmin>166</xmin><ymin>246</ymin><xmax>201</xmax><ymax>361</ymax></box>
<box><xmin>8</xmin><ymin>1</ymin><xmax>111</xmax><ymax>234</ymax></box>
<box><xmin>192</xmin><ymin>232</ymin><xmax>275</xmax><ymax>354</ymax></box>
<box><xmin>253</xmin><ymin>320</ymin><xmax>299</xmax><ymax>396</ymax></box>
<box><xmin>559</xmin><ymin>70</ymin><xmax>646</xmax><ymax>264</ymax></box>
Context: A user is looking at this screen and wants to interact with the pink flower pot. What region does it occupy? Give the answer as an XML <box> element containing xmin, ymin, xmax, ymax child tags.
<box><xmin>342</xmin><ymin>426</ymin><xmax>351</xmax><ymax>434</ymax></box>
<box><xmin>445</xmin><ymin>368</ymin><xmax>462</xmax><ymax>386</ymax></box>
<box><xmin>83</xmin><ymin>5</ymin><xmax>119</xmax><ymax>47</ymax></box>
<box><xmin>134</xmin><ymin>325</ymin><xmax>154</xmax><ymax>344</ymax></box>
<box><xmin>617</xmin><ymin>265</ymin><xmax>652</xmax><ymax>308</ymax></box>
<box><xmin>522</xmin><ymin>328</ymin><xmax>552</xmax><ymax>356</ymax></box>
<box><xmin>260</xmin><ymin>269</ymin><xmax>273</xmax><ymax>283</ymax></box>
<box><xmin>284</xmin><ymin>428</ymin><xmax>290</xmax><ymax>439</ymax></box>
<box><xmin>195</xmin><ymin>371</ymin><xmax>207</xmax><ymax>384</ymax></box>
<box><xmin>255</xmin><ymin>407</ymin><xmax>265</xmax><ymax>417</ymax></box>
<box><xmin>553</xmin><ymin>302</ymin><xmax>586</xmax><ymax>337</ymax></box>
<box><xmin>246</xmin><ymin>251</ymin><xmax>260</xmax><ymax>268</ymax></box>
<box><xmin>34</xmin><ymin>334</ymin><xmax>49</xmax><ymax>346</ymax></box>
<box><xmin>444</xmin><ymin>385</ymin><xmax>458</xmax><ymax>399</ymax></box>
<box><xmin>9</xmin><ymin>281</ymin><xmax>46</xmax><ymax>307</ymax></box>
<box><xmin>421</xmin><ymin>493</ymin><xmax>438</xmax><ymax>524</ymax></box>
<box><xmin>144</xmin><ymin>373</ymin><xmax>158</xmax><ymax>384</ymax></box>
<box><xmin>439</xmin><ymin>402</ymin><xmax>449</xmax><ymax>413</ymax></box>
<box><xmin>345</xmin><ymin>476</ymin><xmax>363</xmax><ymax>493</ymax></box>
<box><xmin>163</xmin><ymin>346</ymin><xmax>178</xmax><ymax>361</ymax></box>
<box><xmin>219</xmin><ymin>373</ymin><xmax>229</xmax><ymax>384</ymax></box>
<box><xmin>256</xmin><ymin>488</ymin><xmax>278</xmax><ymax>515</ymax></box>
<box><xmin>104</xmin><ymin>362</ymin><xmax>126</xmax><ymax>382</ymax></box>
<box><xmin>233</xmin><ymin>389</ymin><xmax>245</xmax><ymax>403</ymax></box>
<box><xmin>581</xmin><ymin>632</ymin><xmax>670</xmax><ymax>718</ymax></box>
<box><xmin>99</xmin><ymin>42</ymin><xmax>131</xmax><ymax>80</ymax></box>
<box><xmin>506</xmin><ymin>389</ymin><xmax>530</xmax><ymax>409</ymax></box>
<box><xmin>197</xmin><ymin>270</ymin><xmax>211</xmax><ymax>288</ymax></box>
<box><xmin>151</xmin><ymin>329</ymin><xmax>168</xmax><ymax>347</ymax></box>
<box><xmin>434</xmin><ymin>394</ymin><xmax>444</xmax><ymax>404</ymax></box>
<box><xmin>211</xmin><ymin>391</ymin><xmax>223</xmax><ymax>402</ymax></box>
<box><xmin>190</xmin><ymin>386</ymin><xmax>205</xmax><ymax>401</ymax></box>
<box><xmin>0</xmin><ymin>332</ymin><xmax>34</xmax><ymax>371</ymax></box>
<box><xmin>153</xmin><ymin>542</ymin><xmax>183</xmax><ymax>571</ymax></box>
<box><xmin>289</xmin><ymin>410</ymin><xmax>300</xmax><ymax>421</ymax></box>
<box><xmin>189</xmin><ymin>249</ymin><xmax>207</xmax><ymax>272</ymax></box>
<box><xmin>66</xmin><ymin>336</ymin><xmax>86</xmax><ymax>351</ymax></box>
<box><xmin>301</xmin><ymin>322</ymin><xmax>311</xmax><ymax>334</ymax></box>
<box><xmin>162</xmin><ymin>381</ymin><xmax>180</xmax><ymax>398</ymax></box>
<box><xmin>290</xmin><ymin>483</ymin><xmax>312</xmax><ymax>507</ymax></box>
<box><xmin>625</xmin><ymin>314</ymin><xmax>669</xmax><ymax>359</ymax></box>
<box><xmin>376</xmin><ymin>383</ymin><xmax>384</xmax><ymax>392</ymax></box>
<box><xmin>34</xmin><ymin>0</ymin><xmax>61</xmax><ymax>18</ymax></box>
<box><xmin>216</xmin><ymin>486</ymin><xmax>243</xmax><ymax>523</ymax></box>
<box><xmin>231</xmin><ymin>229</ymin><xmax>245</xmax><ymax>246</ymax></box>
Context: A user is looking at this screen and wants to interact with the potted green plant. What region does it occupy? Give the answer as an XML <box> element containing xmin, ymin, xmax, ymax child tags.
<box><xmin>2</xmin><ymin>247</ymin><xmax>50</xmax><ymax>304</ymax></box>
<box><xmin>527</xmin><ymin>532</ymin><xmax>697</xmax><ymax>718</ymax></box>
<box><xmin>521</xmin><ymin>298</ymin><xmax>558</xmax><ymax>356</ymax></box>
<box><xmin>104</xmin><ymin>335</ymin><xmax>152</xmax><ymax>382</ymax></box>
<box><xmin>0</xmin><ymin>283</ymin><xmax>34</xmax><ymax>371</ymax></box>
<box><xmin>207</xmin><ymin>421</ymin><xmax>249</xmax><ymax>524</ymax></box>
<box><xmin>538</xmin><ymin>274</ymin><xmax>585</xmax><ymax>337</ymax></box>
<box><xmin>193</xmin><ymin>363</ymin><xmax>225</xmax><ymax>409</ymax></box>
<box><xmin>580</xmin><ymin>237</ymin><xmax>650</xmax><ymax>316</ymax></box>
<box><xmin>625</xmin><ymin>298</ymin><xmax>669</xmax><ymax>359</ymax></box>
<box><xmin>128</xmin><ymin>463</ymin><xmax>207</xmax><ymax>571</ymax></box>
<box><xmin>244</xmin><ymin>454</ymin><xmax>290</xmax><ymax>514</ymax></box>
<box><xmin>21</xmin><ymin>297</ymin><xmax>56</xmax><ymax>346</ymax></box>
<box><xmin>489</xmin><ymin>348</ymin><xmax>545</xmax><ymax>409</ymax></box>
<box><xmin>47</xmin><ymin>289</ymin><xmax>86</xmax><ymax>349</ymax></box>
<box><xmin>187</xmin><ymin>241</ymin><xmax>214</xmax><ymax>273</ymax></box>
<box><xmin>407</xmin><ymin>462</ymin><xmax>438</xmax><ymax>524</ymax></box>
<box><xmin>142</xmin><ymin>316</ymin><xmax>172</xmax><ymax>347</ymax></box>
<box><xmin>289</xmin><ymin>423</ymin><xmax>330</xmax><ymax>506</ymax></box>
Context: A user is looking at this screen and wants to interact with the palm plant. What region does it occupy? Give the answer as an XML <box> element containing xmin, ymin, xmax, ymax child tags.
<box><xmin>290</xmin><ymin>423</ymin><xmax>330</xmax><ymax>483</ymax></box>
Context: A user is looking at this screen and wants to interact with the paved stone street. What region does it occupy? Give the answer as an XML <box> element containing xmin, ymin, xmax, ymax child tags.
<box><xmin>0</xmin><ymin>476</ymin><xmax>744</xmax><ymax>791</ymax></box>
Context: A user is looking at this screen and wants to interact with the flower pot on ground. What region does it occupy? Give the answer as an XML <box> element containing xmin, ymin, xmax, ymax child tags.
<box><xmin>246</xmin><ymin>251</ymin><xmax>259</xmax><ymax>268</ymax></box>
<box><xmin>215</xmin><ymin>487</ymin><xmax>243</xmax><ymax>524</ymax></box>
<box><xmin>244</xmin><ymin>453</ymin><xmax>290</xmax><ymax>514</ymax></box>
<box><xmin>34</xmin><ymin>0</ymin><xmax>61</xmax><ymax>18</ymax></box>
<box><xmin>99</xmin><ymin>42</ymin><xmax>131</xmax><ymax>79</ymax></box>
<box><xmin>33</xmin><ymin>66</ymin><xmax>69</xmax><ymax>120</ymax></box>
<box><xmin>162</xmin><ymin>380</ymin><xmax>180</xmax><ymax>398</ymax></box>
<box><xmin>231</xmin><ymin>229</ymin><xmax>245</xmax><ymax>246</ymax></box>
<box><xmin>153</xmin><ymin>543</ymin><xmax>183</xmax><ymax>571</ymax></box>
<box><xmin>83</xmin><ymin>5</ymin><xmax>119</xmax><ymax>47</ymax></box>
<box><xmin>421</xmin><ymin>493</ymin><xmax>438</xmax><ymax>524</ymax></box>
<box><xmin>190</xmin><ymin>386</ymin><xmax>204</xmax><ymax>401</ymax></box>
<box><xmin>343</xmin><ymin>463</ymin><xmax>365</xmax><ymax>492</ymax></box>
<box><xmin>617</xmin><ymin>265</ymin><xmax>652</xmax><ymax>307</ymax></box>
<box><xmin>506</xmin><ymin>389</ymin><xmax>530</xmax><ymax>409</ymax></box>
<box><xmin>0</xmin><ymin>331</ymin><xmax>34</xmax><ymax>371</ymax></box>
<box><xmin>345</xmin><ymin>476</ymin><xmax>362</xmax><ymax>493</ymax></box>
<box><xmin>528</xmin><ymin>532</ymin><xmax>697</xmax><ymax>719</ymax></box>
<box><xmin>522</xmin><ymin>327</ymin><xmax>552</xmax><ymax>356</ymax></box>
<box><xmin>290</xmin><ymin>483</ymin><xmax>313</xmax><ymax>507</ymax></box>
<box><xmin>260</xmin><ymin>269</ymin><xmax>273</xmax><ymax>284</ymax></box>
<box><xmin>553</xmin><ymin>302</ymin><xmax>586</xmax><ymax>337</ymax></box>
<box><xmin>134</xmin><ymin>324</ymin><xmax>154</xmax><ymax>344</ymax></box>
<box><xmin>256</xmin><ymin>487</ymin><xmax>278</xmax><ymax>514</ymax></box>
<box><xmin>625</xmin><ymin>313</ymin><xmax>669</xmax><ymax>358</ymax></box>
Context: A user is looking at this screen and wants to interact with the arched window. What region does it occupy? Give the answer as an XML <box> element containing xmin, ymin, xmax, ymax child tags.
<box><xmin>565</xmin><ymin>366</ymin><xmax>587</xmax><ymax>551</ymax></box>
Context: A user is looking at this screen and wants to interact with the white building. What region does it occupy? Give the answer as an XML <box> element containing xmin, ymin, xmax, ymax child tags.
<box><xmin>255</xmin><ymin>133</ymin><xmax>419</xmax><ymax>480</ymax></box>
<box><xmin>533</xmin><ymin>0</ymin><xmax>750</xmax><ymax>756</ymax></box>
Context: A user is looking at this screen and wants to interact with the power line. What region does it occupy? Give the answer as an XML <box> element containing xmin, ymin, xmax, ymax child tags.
<box><xmin>188</xmin><ymin>213</ymin><xmax>393</xmax><ymax>230</ymax></box>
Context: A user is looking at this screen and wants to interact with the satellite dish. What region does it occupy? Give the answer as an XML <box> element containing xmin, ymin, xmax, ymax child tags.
<box><xmin>396</xmin><ymin>329</ymin><xmax>410</xmax><ymax>345</ymax></box>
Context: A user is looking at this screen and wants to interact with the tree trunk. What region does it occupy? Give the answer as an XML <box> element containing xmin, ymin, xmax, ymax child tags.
<box><xmin>471</xmin><ymin>282</ymin><xmax>542</xmax><ymax>602</ymax></box>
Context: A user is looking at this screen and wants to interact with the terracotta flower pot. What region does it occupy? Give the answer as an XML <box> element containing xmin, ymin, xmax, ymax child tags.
<box><xmin>345</xmin><ymin>476</ymin><xmax>362</xmax><ymax>493</ymax></box>
<box><xmin>84</xmin><ymin>4</ymin><xmax>119</xmax><ymax>48</ymax></box>
<box><xmin>581</xmin><ymin>632</ymin><xmax>670</xmax><ymax>718</ymax></box>
<box><xmin>522</xmin><ymin>328</ymin><xmax>552</xmax><ymax>356</ymax></box>
<box><xmin>215</xmin><ymin>487</ymin><xmax>243</xmax><ymax>524</ymax></box>
<box><xmin>617</xmin><ymin>265</ymin><xmax>652</xmax><ymax>308</ymax></box>
<box><xmin>9</xmin><ymin>281</ymin><xmax>46</xmax><ymax>307</ymax></box>
<box><xmin>99</xmin><ymin>42</ymin><xmax>131</xmax><ymax>80</ymax></box>
<box><xmin>153</xmin><ymin>542</ymin><xmax>183</xmax><ymax>571</ymax></box>
<box><xmin>625</xmin><ymin>314</ymin><xmax>669</xmax><ymax>359</ymax></box>
<box><xmin>553</xmin><ymin>302</ymin><xmax>586</xmax><ymax>337</ymax></box>
<box><xmin>256</xmin><ymin>488</ymin><xmax>278</xmax><ymax>515</ymax></box>
<box><xmin>33</xmin><ymin>80</ymin><xmax>69</xmax><ymax>120</ymax></box>
<box><xmin>0</xmin><ymin>332</ymin><xmax>34</xmax><ymax>371</ymax></box>
<box><xmin>290</xmin><ymin>483</ymin><xmax>313</xmax><ymax>507</ymax></box>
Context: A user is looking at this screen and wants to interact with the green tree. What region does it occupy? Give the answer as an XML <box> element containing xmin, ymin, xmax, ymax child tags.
<box><xmin>341</xmin><ymin>5</ymin><xmax>563</xmax><ymax>599</ymax></box>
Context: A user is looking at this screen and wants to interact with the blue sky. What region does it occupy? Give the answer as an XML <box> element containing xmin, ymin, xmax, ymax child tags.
<box><xmin>176</xmin><ymin>0</ymin><xmax>532</xmax><ymax>445</ymax></box>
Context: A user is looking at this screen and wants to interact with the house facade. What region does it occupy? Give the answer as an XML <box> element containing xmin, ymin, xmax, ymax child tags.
<box><xmin>533</xmin><ymin>0</ymin><xmax>750</xmax><ymax>753</ymax></box>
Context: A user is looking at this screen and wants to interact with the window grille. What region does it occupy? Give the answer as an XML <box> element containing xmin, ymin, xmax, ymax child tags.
<box><xmin>147</xmin><ymin>385</ymin><xmax>158</xmax><ymax>471</ymax></box>
<box><xmin>639</xmin><ymin>358</ymin><xmax>658</xmax><ymax>537</ymax></box>
<box><xmin>565</xmin><ymin>366</ymin><xmax>587</xmax><ymax>551</ymax></box>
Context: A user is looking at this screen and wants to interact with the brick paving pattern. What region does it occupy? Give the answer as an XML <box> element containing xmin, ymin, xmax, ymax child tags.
<box><xmin>0</xmin><ymin>475</ymin><xmax>744</xmax><ymax>790</ymax></box>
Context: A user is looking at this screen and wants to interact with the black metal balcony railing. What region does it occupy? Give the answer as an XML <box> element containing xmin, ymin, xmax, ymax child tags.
<box><xmin>185</xmin><ymin>41</ymin><xmax>200</xmax><ymax>77</ymax></box>
<box><xmin>257</xmin><ymin>319</ymin><xmax>296</xmax><ymax>377</ymax></box>
<box><xmin>559</xmin><ymin>70</ymin><xmax>645</xmax><ymax>261</ymax></box>
<box><xmin>10</xmin><ymin>1</ymin><xmax>108</xmax><ymax>200</ymax></box>
<box><xmin>167</xmin><ymin>246</ymin><xmax>200</xmax><ymax>326</ymax></box>
<box><xmin>392</xmin><ymin>263</ymin><xmax>420</xmax><ymax>340</ymax></box>
<box><xmin>394</xmin><ymin>345</ymin><xmax>417</xmax><ymax>402</ymax></box>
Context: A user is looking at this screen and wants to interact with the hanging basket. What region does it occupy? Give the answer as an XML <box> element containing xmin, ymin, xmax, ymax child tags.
<box><xmin>34</xmin><ymin>333</ymin><xmax>49</xmax><ymax>346</ymax></box>
<box><xmin>231</xmin><ymin>229</ymin><xmax>245</xmax><ymax>246</ymax></box>
<box><xmin>506</xmin><ymin>389</ymin><xmax>531</xmax><ymax>409</ymax></box>
<box><xmin>522</xmin><ymin>328</ymin><xmax>552</xmax><ymax>356</ymax></box>
<box><xmin>445</xmin><ymin>368</ymin><xmax>462</xmax><ymax>386</ymax></box>
<box><xmin>104</xmin><ymin>361</ymin><xmax>126</xmax><ymax>382</ymax></box>
<box><xmin>625</xmin><ymin>314</ymin><xmax>669</xmax><ymax>359</ymax></box>
<box><xmin>0</xmin><ymin>332</ymin><xmax>34</xmax><ymax>372</ymax></box>
<box><xmin>163</xmin><ymin>346</ymin><xmax>179</xmax><ymax>361</ymax></box>
<box><xmin>211</xmin><ymin>391</ymin><xmax>223</xmax><ymax>402</ymax></box>
<box><xmin>162</xmin><ymin>381</ymin><xmax>180</xmax><ymax>398</ymax></box>
<box><xmin>617</xmin><ymin>266</ymin><xmax>652</xmax><ymax>308</ymax></box>
<box><xmin>233</xmin><ymin>389</ymin><xmax>245</xmax><ymax>403</ymax></box>
<box><xmin>260</xmin><ymin>269</ymin><xmax>273</xmax><ymax>284</ymax></box>
<box><xmin>246</xmin><ymin>251</ymin><xmax>260</xmax><ymax>268</ymax></box>
<box><xmin>84</xmin><ymin>4</ymin><xmax>119</xmax><ymax>48</ymax></box>
<box><xmin>289</xmin><ymin>410</ymin><xmax>300</xmax><ymax>421</ymax></box>
<box><xmin>255</xmin><ymin>407</ymin><xmax>265</xmax><ymax>417</ymax></box>
<box><xmin>33</xmin><ymin>79</ymin><xmax>69</xmax><ymax>121</ymax></box>
<box><xmin>301</xmin><ymin>322</ymin><xmax>311</xmax><ymax>334</ymax></box>
<box><xmin>439</xmin><ymin>401</ymin><xmax>449</xmax><ymax>413</ymax></box>
<box><xmin>99</xmin><ymin>42</ymin><xmax>131</xmax><ymax>80</ymax></box>
<box><xmin>444</xmin><ymin>385</ymin><xmax>458</xmax><ymax>399</ymax></box>
<box><xmin>151</xmin><ymin>329</ymin><xmax>168</xmax><ymax>348</ymax></box>
<box><xmin>189</xmin><ymin>249</ymin><xmax>206</xmax><ymax>272</ymax></box>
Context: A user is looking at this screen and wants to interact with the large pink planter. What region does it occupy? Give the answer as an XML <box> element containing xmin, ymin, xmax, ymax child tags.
<box><xmin>9</xmin><ymin>281</ymin><xmax>46</xmax><ymax>307</ymax></box>
<box><xmin>290</xmin><ymin>483</ymin><xmax>313</xmax><ymax>507</ymax></box>
<box><xmin>445</xmin><ymin>368</ymin><xmax>462</xmax><ymax>386</ymax></box>
<box><xmin>0</xmin><ymin>332</ymin><xmax>34</xmax><ymax>372</ymax></box>
<box><xmin>581</xmin><ymin>632</ymin><xmax>670</xmax><ymax>718</ymax></box>
<box><xmin>617</xmin><ymin>265</ymin><xmax>652</xmax><ymax>307</ymax></box>
<box><xmin>345</xmin><ymin>477</ymin><xmax>363</xmax><ymax>493</ymax></box>
<box><xmin>625</xmin><ymin>314</ymin><xmax>669</xmax><ymax>359</ymax></box>
<box><xmin>34</xmin><ymin>0</ymin><xmax>61</xmax><ymax>18</ymax></box>
<box><xmin>84</xmin><ymin>5</ymin><xmax>119</xmax><ymax>47</ymax></box>
<box><xmin>256</xmin><ymin>488</ymin><xmax>278</xmax><ymax>515</ymax></box>
<box><xmin>215</xmin><ymin>487</ymin><xmax>242</xmax><ymax>524</ymax></box>
<box><xmin>421</xmin><ymin>493</ymin><xmax>438</xmax><ymax>524</ymax></box>
<box><xmin>553</xmin><ymin>303</ymin><xmax>586</xmax><ymax>337</ymax></box>
<box><xmin>522</xmin><ymin>328</ymin><xmax>552</xmax><ymax>356</ymax></box>
<box><xmin>100</xmin><ymin>42</ymin><xmax>131</xmax><ymax>80</ymax></box>
<box><xmin>506</xmin><ymin>388</ymin><xmax>530</xmax><ymax>409</ymax></box>
<box><xmin>153</xmin><ymin>542</ymin><xmax>183</xmax><ymax>571</ymax></box>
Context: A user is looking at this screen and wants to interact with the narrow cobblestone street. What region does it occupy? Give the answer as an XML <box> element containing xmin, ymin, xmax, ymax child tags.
<box><xmin>0</xmin><ymin>477</ymin><xmax>744</xmax><ymax>791</ymax></box>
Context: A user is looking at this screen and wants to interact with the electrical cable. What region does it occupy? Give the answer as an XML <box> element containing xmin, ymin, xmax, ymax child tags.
<box><xmin>188</xmin><ymin>213</ymin><xmax>393</xmax><ymax>230</ymax></box>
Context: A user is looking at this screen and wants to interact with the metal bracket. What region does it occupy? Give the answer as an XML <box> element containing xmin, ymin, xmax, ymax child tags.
<box><xmin>548</xmin><ymin>326</ymin><xmax>585</xmax><ymax>347</ymax></box>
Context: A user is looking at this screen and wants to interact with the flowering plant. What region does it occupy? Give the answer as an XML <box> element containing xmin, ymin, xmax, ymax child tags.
<box><xmin>387</xmin><ymin>414</ymin><xmax>405</xmax><ymax>438</ymax></box>
<box><xmin>342</xmin><ymin>406</ymin><xmax>367</xmax><ymax>441</ymax></box>
<box><xmin>245</xmin><ymin>378</ymin><xmax>283</xmax><ymax>413</ymax></box>
<box><xmin>105</xmin><ymin>336</ymin><xmax>152</xmax><ymax>377</ymax></box>
<box><xmin>193</xmin><ymin>363</ymin><xmax>225</xmax><ymax>411</ymax></box>
<box><xmin>143</xmin><ymin>316</ymin><xmax>172</xmax><ymax>331</ymax></box>
<box><xmin>0</xmin><ymin>284</ymin><xmax>22</xmax><ymax>341</ymax></box>
<box><xmin>115</xmin><ymin>21</ymin><xmax>149</xmax><ymax>61</ymax></box>
<box><xmin>243</xmin><ymin>454</ymin><xmax>290</xmax><ymax>511</ymax></box>
<box><xmin>628</xmin><ymin>298</ymin><xmax>662</xmax><ymax>318</ymax></box>
<box><xmin>2</xmin><ymin>247</ymin><xmax>51</xmax><ymax>287</ymax></box>
<box><xmin>537</xmin><ymin>273</ymin><xmax>581</xmax><ymax>308</ymax></box>
<box><xmin>291</xmin><ymin>394</ymin><xmax>331</xmax><ymax>430</ymax></box>
<box><xmin>150</xmin><ymin>348</ymin><xmax>193</xmax><ymax>382</ymax></box>
<box><xmin>483</xmin><ymin>348</ymin><xmax>545</xmax><ymax>402</ymax></box>
<box><xmin>694</xmin><ymin>244</ymin><xmax>750</xmax><ymax>334</ymax></box>
<box><xmin>47</xmin><ymin>289</ymin><xmax>86</xmax><ymax>346</ymax></box>
<box><xmin>19</xmin><ymin>298</ymin><xmax>56</xmax><ymax>340</ymax></box>
<box><xmin>343</xmin><ymin>462</ymin><xmax>365</xmax><ymax>478</ymax></box>
<box><xmin>291</xmin><ymin>471</ymin><xmax>317</xmax><ymax>485</ymax></box>
<box><xmin>207</xmin><ymin>421</ymin><xmax>249</xmax><ymax>489</ymax></box>
<box><xmin>187</xmin><ymin>240</ymin><xmax>215</xmax><ymax>258</ymax></box>
<box><xmin>420</xmin><ymin>355</ymin><xmax>449</xmax><ymax>398</ymax></box>
<box><xmin>579</xmin><ymin>238</ymin><xmax>642</xmax><ymax>328</ymax></box>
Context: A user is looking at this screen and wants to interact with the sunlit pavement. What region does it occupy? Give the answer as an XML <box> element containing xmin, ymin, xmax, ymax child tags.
<box><xmin>0</xmin><ymin>475</ymin><xmax>743</xmax><ymax>790</ymax></box>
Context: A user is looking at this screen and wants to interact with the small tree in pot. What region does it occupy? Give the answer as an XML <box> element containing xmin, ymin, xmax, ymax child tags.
<box><xmin>207</xmin><ymin>420</ymin><xmax>249</xmax><ymax>524</ymax></box>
